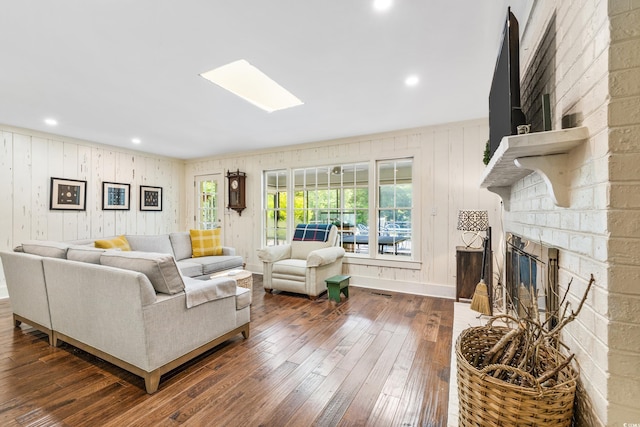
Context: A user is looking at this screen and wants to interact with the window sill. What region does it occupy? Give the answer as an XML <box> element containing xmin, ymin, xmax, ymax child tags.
<box><xmin>344</xmin><ymin>256</ymin><xmax>421</xmax><ymax>270</ymax></box>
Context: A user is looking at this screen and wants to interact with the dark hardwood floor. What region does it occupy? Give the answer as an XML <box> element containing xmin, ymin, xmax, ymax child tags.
<box><xmin>0</xmin><ymin>275</ymin><xmax>453</xmax><ymax>426</ymax></box>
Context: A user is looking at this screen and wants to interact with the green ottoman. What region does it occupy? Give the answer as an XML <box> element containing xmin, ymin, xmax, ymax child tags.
<box><xmin>325</xmin><ymin>275</ymin><xmax>350</xmax><ymax>303</ymax></box>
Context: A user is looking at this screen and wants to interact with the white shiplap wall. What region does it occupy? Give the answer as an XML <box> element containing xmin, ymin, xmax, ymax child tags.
<box><xmin>0</xmin><ymin>126</ymin><xmax>185</xmax><ymax>298</ymax></box>
<box><xmin>184</xmin><ymin>119</ymin><xmax>503</xmax><ymax>299</ymax></box>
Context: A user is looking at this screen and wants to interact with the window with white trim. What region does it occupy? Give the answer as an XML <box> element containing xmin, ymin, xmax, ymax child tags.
<box><xmin>262</xmin><ymin>158</ymin><xmax>413</xmax><ymax>259</ymax></box>
<box><xmin>264</xmin><ymin>170</ymin><xmax>287</xmax><ymax>246</ymax></box>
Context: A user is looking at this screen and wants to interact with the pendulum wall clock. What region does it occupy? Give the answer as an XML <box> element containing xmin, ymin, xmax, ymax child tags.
<box><xmin>226</xmin><ymin>169</ymin><xmax>246</xmax><ymax>215</ymax></box>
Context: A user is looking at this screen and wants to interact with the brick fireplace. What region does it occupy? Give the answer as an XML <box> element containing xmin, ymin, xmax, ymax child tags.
<box><xmin>481</xmin><ymin>2</ymin><xmax>640</xmax><ymax>425</ymax></box>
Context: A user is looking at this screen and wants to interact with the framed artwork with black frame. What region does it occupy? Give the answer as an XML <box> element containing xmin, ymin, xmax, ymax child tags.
<box><xmin>50</xmin><ymin>177</ymin><xmax>87</xmax><ymax>211</ymax></box>
<box><xmin>140</xmin><ymin>185</ymin><xmax>162</xmax><ymax>211</ymax></box>
<box><xmin>102</xmin><ymin>181</ymin><xmax>131</xmax><ymax>210</ymax></box>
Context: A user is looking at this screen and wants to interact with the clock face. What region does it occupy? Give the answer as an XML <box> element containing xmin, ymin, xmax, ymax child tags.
<box><xmin>231</xmin><ymin>179</ymin><xmax>239</xmax><ymax>190</ymax></box>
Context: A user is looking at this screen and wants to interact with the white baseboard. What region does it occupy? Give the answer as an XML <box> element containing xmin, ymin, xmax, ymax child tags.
<box><xmin>349</xmin><ymin>275</ymin><xmax>456</xmax><ymax>299</ymax></box>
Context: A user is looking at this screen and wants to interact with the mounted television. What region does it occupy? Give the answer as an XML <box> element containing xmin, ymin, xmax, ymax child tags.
<box><xmin>488</xmin><ymin>7</ymin><xmax>526</xmax><ymax>158</ymax></box>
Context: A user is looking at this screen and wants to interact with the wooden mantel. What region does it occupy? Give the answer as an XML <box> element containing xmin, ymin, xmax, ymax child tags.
<box><xmin>479</xmin><ymin>126</ymin><xmax>589</xmax><ymax>210</ymax></box>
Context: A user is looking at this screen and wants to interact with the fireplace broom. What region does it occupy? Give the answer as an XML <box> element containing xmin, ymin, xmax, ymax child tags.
<box><xmin>470</xmin><ymin>234</ymin><xmax>492</xmax><ymax>315</ymax></box>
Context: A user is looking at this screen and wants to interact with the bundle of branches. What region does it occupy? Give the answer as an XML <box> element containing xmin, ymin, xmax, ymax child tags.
<box><xmin>471</xmin><ymin>274</ymin><xmax>595</xmax><ymax>388</ymax></box>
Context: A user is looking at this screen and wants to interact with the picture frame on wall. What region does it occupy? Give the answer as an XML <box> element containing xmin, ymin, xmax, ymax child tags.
<box><xmin>50</xmin><ymin>177</ymin><xmax>87</xmax><ymax>211</ymax></box>
<box><xmin>140</xmin><ymin>185</ymin><xmax>162</xmax><ymax>211</ymax></box>
<box><xmin>102</xmin><ymin>181</ymin><xmax>131</xmax><ymax>210</ymax></box>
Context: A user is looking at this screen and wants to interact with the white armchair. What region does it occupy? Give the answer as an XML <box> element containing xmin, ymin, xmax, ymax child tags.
<box><xmin>257</xmin><ymin>224</ymin><xmax>345</xmax><ymax>299</ymax></box>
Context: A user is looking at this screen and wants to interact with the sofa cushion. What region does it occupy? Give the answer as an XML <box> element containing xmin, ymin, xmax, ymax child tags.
<box><xmin>189</xmin><ymin>229</ymin><xmax>222</xmax><ymax>257</ymax></box>
<box><xmin>176</xmin><ymin>260</ymin><xmax>204</xmax><ymax>277</ymax></box>
<box><xmin>188</xmin><ymin>256</ymin><xmax>244</xmax><ymax>275</ymax></box>
<box><xmin>125</xmin><ymin>234</ymin><xmax>174</xmax><ymax>256</ymax></box>
<box><xmin>100</xmin><ymin>251</ymin><xmax>185</xmax><ymax>295</ymax></box>
<box><xmin>95</xmin><ymin>235</ymin><xmax>131</xmax><ymax>251</ymax></box>
<box><xmin>67</xmin><ymin>245</ymin><xmax>107</xmax><ymax>264</ymax></box>
<box><xmin>169</xmin><ymin>232</ymin><xmax>193</xmax><ymax>260</ymax></box>
<box><xmin>21</xmin><ymin>240</ymin><xmax>70</xmax><ymax>258</ymax></box>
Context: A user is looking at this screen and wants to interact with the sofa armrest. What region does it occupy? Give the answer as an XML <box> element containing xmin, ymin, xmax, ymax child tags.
<box><xmin>307</xmin><ymin>246</ymin><xmax>346</xmax><ymax>268</ymax></box>
<box><xmin>221</xmin><ymin>246</ymin><xmax>236</xmax><ymax>256</ymax></box>
<box><xmin>257</xmin><ymin>244</ymin><xmax>292</xmax><ymax>263</ymax></box>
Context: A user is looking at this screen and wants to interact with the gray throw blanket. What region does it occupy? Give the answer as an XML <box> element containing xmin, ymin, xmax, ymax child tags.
<box><xmin>184</xmin><ymin>276</ymin><xmax>236</xmax><ymax>308</ymax></box>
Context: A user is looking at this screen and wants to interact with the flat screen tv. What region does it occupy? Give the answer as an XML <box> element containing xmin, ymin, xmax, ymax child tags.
<box><xmin>488</xmin><ymin>7</ymin><xmax>526</xmax><ymax>158</ymax></box>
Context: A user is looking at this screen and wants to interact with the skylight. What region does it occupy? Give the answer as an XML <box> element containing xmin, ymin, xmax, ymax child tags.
<box><xmin>373</xmin><ymin>0</ymin><xmax>393</xmax><ymax>12</ymax></box>
<box><xmin>200</xmin><ymin>60</ymin><xmax>303</xmax><ymax>113</ymax></box>
<box><xmin>405</xmin><ymin>75</ymin><xmax>420</xmax><ymax>87</ymax></box>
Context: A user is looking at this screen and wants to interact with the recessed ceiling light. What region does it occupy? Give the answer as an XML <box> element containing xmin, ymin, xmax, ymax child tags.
<box><xmin>132</xmin><ymin>138</ymin><xmax>141</xmax><ymax>144</ymax></box>
<box><xmin>200</xmin><ymin>59</ymin><xmax>303</xmax><ymax>113</ymax></box>
<box><xmin>44</xmin><ymin>118</ymin><xmax>58</xmax><ymax>126</ymax></box>
<box><xmin>373</xmin><ymin>0</ymin><xmax>393</xmax><ymax>12</ymax></box>
<box><xmin>405</xmin><ymin>75</ymin><xmax>420</xmax><ymax>87</ymax></box>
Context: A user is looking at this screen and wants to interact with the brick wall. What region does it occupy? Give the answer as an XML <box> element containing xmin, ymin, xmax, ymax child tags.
<box><xmin>503</xmin><ymin>0</ymin><xmax>640</xmax><ymax>425</ymax></box>
<box><xmin>607</xmin><ymin>0</ymin><xmax>640</xmax><ymax>425</ymax></box>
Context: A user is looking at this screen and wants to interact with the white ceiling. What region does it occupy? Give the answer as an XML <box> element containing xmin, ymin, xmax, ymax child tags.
<box><xmin>0</xmin><ymin>1</ymin><xmax>529</xmax><ymax>160</ymax></box>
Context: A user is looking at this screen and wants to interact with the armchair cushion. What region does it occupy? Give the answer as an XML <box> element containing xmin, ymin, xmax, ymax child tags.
<box><xmin>272</xmin><ymin>259</ymin><xmax>307</xmax><ymax>277</ymax></box>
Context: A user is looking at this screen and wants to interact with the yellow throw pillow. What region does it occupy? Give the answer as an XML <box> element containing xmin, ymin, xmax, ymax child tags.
<box><xmin>94</xmin><ymin>235</ymin><xmax>131</xmax><ymax>251</ymax></box>
<box><xmin>190</xmin><ymin>228</ymin><xmax>222</xmax><ymax>257</ymax></box>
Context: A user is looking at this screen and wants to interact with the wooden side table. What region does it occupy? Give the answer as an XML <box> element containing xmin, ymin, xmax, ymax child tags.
<box><xmin>211</xmin><ymin>269</ymin><xmax>253</xmax><ymax>291</ymax></box>
<box><xmin>456</xmin><ymin>246</ymin><xmax>491</xmax><ymax>302</ymax></box>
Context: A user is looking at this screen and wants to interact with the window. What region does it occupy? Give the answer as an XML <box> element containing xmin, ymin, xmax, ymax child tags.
<box><xmin>261</xmin><ymin>158</ymin><xmax>413</xmax><ymax>259</ymax></box>
<box><xmin>377</xmin><ymin>159</ymin><xmax>412</xmax><ymax>256</ymax></box>
<box><xmin>195</xmin><ymin>174</ymin><xmax>221</xmax><ymax>229</ymax></box>
<box><xmin>264</xmin><ymin>170</ymin><xmax>287</xmax><ymax>245</ymax></box>
<box><xmin>292</xmin><ymin>164</ymin><xmax>369</xmax><ymax>253</ymax></box>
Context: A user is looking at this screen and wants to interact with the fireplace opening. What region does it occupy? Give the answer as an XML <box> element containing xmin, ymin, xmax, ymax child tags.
<box><xmin>504</xmin><ymin>233</ymin><xmax>559</xmax><ymax>329</ymax></box>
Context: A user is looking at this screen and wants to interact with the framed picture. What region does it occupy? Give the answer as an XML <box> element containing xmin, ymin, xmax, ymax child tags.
<box><xmin>102</xmin><ymin>181</ymin><xmax>131</xmax><ymax>210</ymax></box>
<box><xmin>50</xmin><ymin>177</ymin><xmax>87</xmax><ymax>211</ymax></box>
<box><xmin>140</xmin><ymin>185</ymin><xmax>163</xmax><ymax>211</ymax></box>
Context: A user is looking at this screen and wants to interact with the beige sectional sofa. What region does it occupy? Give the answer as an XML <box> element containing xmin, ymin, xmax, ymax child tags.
<box><xmin>0</xmin><ymin>233</ymin><xmax>250</xmax><ymax>393</ymax></box>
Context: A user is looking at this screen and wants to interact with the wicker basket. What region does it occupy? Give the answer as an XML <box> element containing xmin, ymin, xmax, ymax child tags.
<box><xmin>456</xmin><ymin>326</ymin><xmax>578</xmax><ymax>427</ymax></box>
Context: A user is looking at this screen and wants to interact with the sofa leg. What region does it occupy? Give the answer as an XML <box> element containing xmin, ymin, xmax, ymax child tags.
<box><xmin>241</xmin><ymin>323</ymin><xmax>250</xmax><ymax>339</ymax></box>
<box><xmin>264</xmin><ymin>288</ymin><xmax>273</xmax><ymax>294</ymax></box>
<box><xmin>13</xmin><ymin>314</ymin><xmax>21</xmax><ymax>328</ymax></box>
<box><xmin>145</xmin><ymin>371</ymin><xmax>161</xmax><ymax>394</ymax></box>
<box><xmin>308</xmin><ymin>295</ymin><xmax>318</xmax><ymax>301</ymax></box>
<box><xmin>52</xmin><ymin>332</ymin><xmax>61</xmax><ymax>348</ymax></box>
